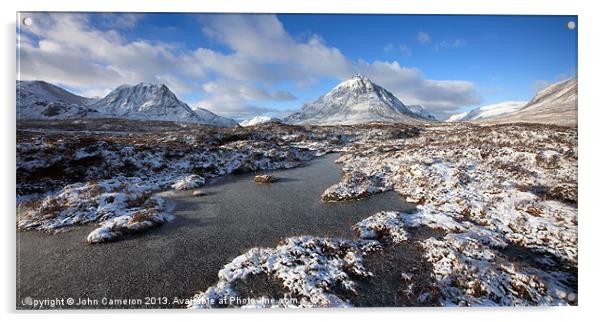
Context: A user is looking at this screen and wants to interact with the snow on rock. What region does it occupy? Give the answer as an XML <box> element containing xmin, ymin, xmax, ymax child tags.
<box><xmin>16</xmin><ymin>176</ymin><xmax>175</xmax><ymax>243</ymax></box>
<box><xmin>420</xmin><ymin>232</ymin><xmax>575</xmax><ymax>306</ymax></box>
<box><xmin>189</xmin><ymin>236</ymin><xmax>380</xmax><ymax>308</ymax></box>
<box><xmin>239</xmin><ymin>115</ymin><xmax>282</xmax><ymax>127</ymax></box>
<box><xmin>17</xmin><ymin>80</ymin><xmax>97</xmax><ymax>119</ymax></box>
<box><xmin>321</xmin><ymin>170</ymin><xmax>391</xmax><ymax>201</ymax></box>
<box><xmin>90</xmin><ymin>82</ymin><xmax>238</xmax><ymax>127</ymax></box>
<box><xmin>87</xmin><ymin>204</ymin><xmax>174</xmax><ymax>243</ymax></box>
<box><xmin>171</xmin><ymin>175</ymin><xmax>205</xmax><ymax>191</ymax></box>
<box><xmin>352</xmin><ymin>211</ymin><xmax>408</xmax><ymax>243</ymax></box>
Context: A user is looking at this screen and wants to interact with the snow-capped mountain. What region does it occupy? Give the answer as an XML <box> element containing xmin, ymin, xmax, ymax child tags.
<box><xmin>406</xmin><ymin>104</ymin><xmax>438</xmax><ymax>121</ymax></box>
<box><xmin>239</xmin><ymin>115</ymin><xmax>282</xmax><ymax>127</ymax></box>
<box><xmin>284</xmin><ymin>74</ymin><xmax>430</xmax><ymax>125</ymax></box>
<box><xmin>90</xmin><ymin>83</ymin><xmax>238</xmax><ymax>127</ymax></box>
<box><xmin>485</xmin><ymin>78</ymin><xmax>577</xmax><ymax>126</ymax></box>
<box><xmin>17</xmin><ymin>80</ymin><xmax>98</xmax><ymax>119</ymax></box>
<box><xmin>447</xmin><ymin>101</ymin><xmax>527</xmax><ymax>122</ymax></box>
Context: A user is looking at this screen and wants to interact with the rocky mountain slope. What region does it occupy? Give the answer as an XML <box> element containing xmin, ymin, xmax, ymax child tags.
<box><xmin>17</xmin><ymin>81</ymin><xmax>238</xmax><ymax>127</ymax></box>
<box><xmin>284</xmin><ymin>74</ymin><xmax>431</xmax><ymax>125</ymax></box>
<box><xmin>17</xmin><ymin>80</ymin><xmax>98</xmax><ymax>119</ymax></box>
<box><xmin>406</xmin><ymin>104</ymin><xmax>438</xmax><ymax>121</ymax></box>
<box><xmin>484</xmin><ymin>78</ymin><xmax>577</xmax><ymax>126</ymax></box>
<box><xmin>89</xmin><ymin>83</ymin><xmax>238</xmax><ymax>127</ymax></box>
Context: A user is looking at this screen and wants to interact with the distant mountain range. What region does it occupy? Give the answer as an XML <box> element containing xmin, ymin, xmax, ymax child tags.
<box><xmin>283</xmin><ymin>74</ymin><xmax>433</xmax><ymax>125</ymax></box>
<box><xmin>17</xmin><ymin>80</ymin><xmax>98</xmax><ymax>119</ymax></box>
<box><xmin>483</xmin><ymin>78</ymin><xmax>577</xmax><ymax>126</ymax></box>
<box><xmin>17</xmin><ymin>81</ymin><xmax>238</xmax><ymax>127</ymax></box>
<box><xmin>17</xmin><ymin>76</ymin><xmax>577</xmax><ymax>127</ymax></box>
<box><xmin>446</xmin><ymin>101</ymin><xmax>527</xmax><ymax>122</ymax></box>
<box><xmin>446</xmin><ymin>78</ymin><xmax>577</xmax><ymax>126</ymax></box>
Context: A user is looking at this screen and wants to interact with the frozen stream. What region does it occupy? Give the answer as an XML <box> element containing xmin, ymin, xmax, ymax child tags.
<box><xmin>17</xmin><ymin>153</ymin><xmax>414</xmax><ymax>308</ymax></box>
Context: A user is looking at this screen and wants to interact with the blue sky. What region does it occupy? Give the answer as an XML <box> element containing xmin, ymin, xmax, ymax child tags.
<box><xmin>18</xmin><ymin>13</ymin><xmax>577</xmax><ymax>120</ymax></box>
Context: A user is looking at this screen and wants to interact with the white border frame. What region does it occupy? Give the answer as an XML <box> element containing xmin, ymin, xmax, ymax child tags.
<box><xmin>3</xmin><ymin>1</ymin><xmax>600</xmax><ymax>322</ymax></box>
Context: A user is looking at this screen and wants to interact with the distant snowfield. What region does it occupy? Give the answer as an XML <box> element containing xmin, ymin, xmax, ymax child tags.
<box><xmin>445</xmin><ymin>78</ymin><xmax>577</xmax><ymax>126</ymax></box>
<box><xmin>445</xmin><ymin>111</ymin><xmax>468</xmax><ymax>122</ymax></box>
<box><xmin>446</xmin><ymin>101</ymin><xmax>526</xmax><ymax>122</ymax></box>
<box><xmin>486</xmin><ymin>78</ymin><xmax>577</xmax><ymax>126</ymax></box>
<box><xmin>239</xmin><ymin>115</ymin><xmax>281</xmax><ymax>127</ymax></box>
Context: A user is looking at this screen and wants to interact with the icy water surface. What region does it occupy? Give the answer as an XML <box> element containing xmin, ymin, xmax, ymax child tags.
<box><xmin>17</xmin><ymin>153</ymin><xmax>414</xmax><ymax>308</ymax></box>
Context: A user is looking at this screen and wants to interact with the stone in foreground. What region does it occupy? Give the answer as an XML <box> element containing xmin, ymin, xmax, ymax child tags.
<box><xmin>253</xmin><ymin>175</ymin><xmax>277</xmax><ymax>184</ymax></box>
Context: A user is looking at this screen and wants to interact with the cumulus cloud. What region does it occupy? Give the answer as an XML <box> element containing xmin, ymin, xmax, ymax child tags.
<box><xmin>96</xmin><ymin>13</ymin><xmax>143</xmax><ymax>29</ymax></box>
<box><xmin>200</xmin><ymin>14</ymin><xmax>352</xmax><ymax>84</ymax></box>
<box><xmin>19</xmin><ymin>13</ymin><xmax>480</xmax><ymax>119</ymax></box>
<box><xmin>194</xmin><ymin>79</ymin><xmax>296</xmax><ymax>119</ymax></box>
<box><xmin>355</xmin><ymin>60</ymin><xmax>481</xmax><ymax>112</ymax></box>
<box><xmin>417</xmin><ymin>31</ymin><xmax>431</xmax><ymax>44</ymax></box>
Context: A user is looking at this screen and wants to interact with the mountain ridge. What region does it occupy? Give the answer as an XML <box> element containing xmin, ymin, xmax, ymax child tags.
<box><xmin>284</xmin><ymin>74</ymin><xmax>432</xmax><ymax>125</ymax></box>
<box><xmin>17</xmin><ymin>80</ymin><xmax>238</xmax><ymax>127</ymax></box>
<box><xmin>17</xmin><ymin>80</ymin><xmax>99</xmax><ymax>119</ymax></box>
<box><xmin>482</xmin><ymin>78</ymin><xmax>577</xmax><ymax>126</ymax></box>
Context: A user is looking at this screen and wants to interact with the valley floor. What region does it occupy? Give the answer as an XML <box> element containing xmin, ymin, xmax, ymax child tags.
<box><xmin>16</xmin><ymin>119</ymin><xmax>577</xmax><ymax>308</ymax></box>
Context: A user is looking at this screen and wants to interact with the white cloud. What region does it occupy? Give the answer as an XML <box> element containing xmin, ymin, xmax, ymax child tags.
<box><xmin>200</xmin><ymin>14</ymin><xmax>352</xmax><ymax>83</ymax></box>
<box><xmin>417</xmin><ymin>31</ymin><xmax>431</xmax><ymax>44</ymax></box>
<box><xmin>434</xmin><ymin>39</ymin><xmax>467</xmax><ymax>50</ymax></box>
<box><xmin>356</xmin><ymin>60</ymin><xmax>481</xmax><ymax>112</ymax></box>
<box><xmin>78</xmin><ymin>87</ymin><xmax>112</xmax><ymax>99</ymax></box>
<box><xmin>195</xmin><ymin>79</ymin><xmax>296</xmax><ymax>119</ymax></box>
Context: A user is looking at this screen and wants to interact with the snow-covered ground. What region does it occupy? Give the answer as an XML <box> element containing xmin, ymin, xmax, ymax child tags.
<box><xmin>17</xmin><ymin>120</ymin><xmax>577</xmax><ymax>306</ymax></box>
<box><xmin>187</xmin><ymin>122</ymin><xmax>577</xmax><ymax>307</ymax></box>
<box><xmin>319</xmin><ymin>123</ymin><xmax>577</xmax><ymax>305</ymax></box>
